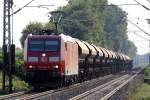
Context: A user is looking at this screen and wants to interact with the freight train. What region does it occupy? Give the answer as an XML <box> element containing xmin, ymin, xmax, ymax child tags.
<box><xmin>24</xmin><ymin>34</ymin><xmax>132</xmax><ymax>87</ymax></box>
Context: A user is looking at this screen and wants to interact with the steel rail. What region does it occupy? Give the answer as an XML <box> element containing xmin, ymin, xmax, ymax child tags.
<box><xmin>101</xmin><ymin>69</ymin><xmax>143</xmax><ymax>100</ymax></box>
<box><xmin>69</xmin><ymin>74</ymin><xmax>130</xmax><ymax>100</ymax></box>
<box><xmin>0</xmin><ymin>72</ymin><xmax>128</xmax><ymax>100</ymax></box>
<box><xmin>15</xmin><ymin>74</ymin><xmax>116</xmax><ymax>100</ymax></box>
<box><xmin>0</xmin><ymin>74</ymin><xmax>113</xmax><ymax>100</ymax></box>
<box><xmin>0</xmin><ymin>91</ymin><xmax>25</xmax><ymax>100</ymax></box>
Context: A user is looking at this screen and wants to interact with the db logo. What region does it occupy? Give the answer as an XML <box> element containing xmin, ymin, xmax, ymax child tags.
<box><xmin>41</xmin><ymin>57</ymin><xmax>47</xmax><ymax>62</ymax></box>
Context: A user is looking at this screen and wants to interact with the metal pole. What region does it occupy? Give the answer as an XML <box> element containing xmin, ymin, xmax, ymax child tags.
<box><xmin>55</xmin><ymin>22</ymin><xmax>58</xmax><ymax>35</ymax></box>
<box><xmin>3</xmin><ymin>0</ymin><xmax>13</xmax><ymax>93</ymax></box>
<box><xmin>2</xmin><ymin>0</ymin><xmax>6</xmax><ymax>91</ymax></box>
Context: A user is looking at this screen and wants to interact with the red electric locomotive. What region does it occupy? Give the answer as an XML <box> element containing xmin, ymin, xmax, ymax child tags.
<box><xmin>24</xmin><ymin>34</ymin><xmax>78</xmax><ymax>87</ymax></box>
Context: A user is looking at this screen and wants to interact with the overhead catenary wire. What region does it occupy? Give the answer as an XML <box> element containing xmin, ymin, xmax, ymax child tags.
<box><xmin>131</xmin><ymin>33</ymin><xmax>149</xmax><ymax>48</ymax></box>
<box><xmin>129</xmin><ymin>31</ymin><xmax>150</xmax><ymax>41</ymax></box>
<box><xmin>11</xmin><ymin>0</ymin><xmax>36</xmax><ymax>15</ymax></box>
<box><xmin>128</xmin><ymin>20</ymin><xmax>150</xmax><ymax>37</ymax></box>
<box><xmin>136</xmin><ymin>44</ymin><xmax>149</xmax><ymax>50</ymax></box>
<box><xmin>105</xmin><ymin>4</ymin><xmax>140</xmax><ymax>6</ymax></box>
<box><xmin>128</xmin><ymin>17</ymin><xmax>150</xmax><ymax>22</ymax></box>
<box><xmin>129</xmin><ymin>32</ymin><xmax>149</xmax><ymax>50</ymax></box>
<box><xmin>26</xmin><ymin>5</ymin><xmax>55</xmax><ymax>7</ymax></box>
<box><xmin>134</xmin><ymin>0</ymin><xmax>150</xmax><ymax>10</ymax></box>
<box><xmin>25</xmin><ymin>5</ymin><xmax>55</xmax><ymax>10</ymax></box>
<box><xmin>127</xmin><ymin>19</ymin><xmax>150</xmax><ymax>53</ymax></box>
<box><xmin>131</xmin><ymin>40</ymin><xmax>149</xmax><ymax>42</ymax></box>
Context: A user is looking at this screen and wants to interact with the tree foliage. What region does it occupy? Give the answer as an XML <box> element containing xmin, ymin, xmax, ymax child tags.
<box><xmin>60</xmin><ymin>0</ymin><xmax>108</xmax><ymax>45</ymax></box>
<box><xmin>104</xmin><ymin>5</ymin><xmax>137</xmax><ymax>57</ymax></box>
<box><xmin>20</xmin><ymin>0</ymin><xmax>137</xmax><ymax>57</ymax></box>
<box><xmin>104</xmin><ymin>5</ymin><xmax>128</xmax><ymax>51</ymax></box>
<box><xmin>20</xmin><ymin>22</ymin><xmax>44</xmax><ymax>48</ymax></box>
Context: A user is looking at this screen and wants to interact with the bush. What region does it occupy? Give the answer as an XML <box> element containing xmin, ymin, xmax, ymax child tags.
<box><xmin>15</xmin><ymin>49</ymin><xmax>23</xmax><ymax>60</ymax></box>
<box><xmin>14</xmin><ymin>60</ymin><xmax>24</xmax><ymax>80</ymax></box>
<box><xmin>144</xmin><ymin>66</ymin><xmax>150</xmax><ymax>77</ymax></box>
<box><xmin>14</xmin><ymin>49</ymin><xmax>24</xmax><ymax>79</ymax></box>
<box><xmin>0</xmin><ymin>48</ymin><xmax>24</xmax><ymax>80</ymax></box>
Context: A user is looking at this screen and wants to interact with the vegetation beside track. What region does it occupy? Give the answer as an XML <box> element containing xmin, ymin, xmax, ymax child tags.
<box><xmin>130</xmin><ymin>66</ymin><xmax>150</xmax><ymax>100</ymax></box>
<box><xmin>130</xmin><ymin>83</ymin><xmax>150</xmax><ymax>100</ymax></box>
<box><xmin>0</xmin><ymin>48</ymin><xmax>24</xmax><ymax>79</ymax></box>
<box><xmin>0</xmin><ymin>71</ymin><xmax>30</xmax><ymax>95</ymax></box>
<box><xmin>0</xmin><ymin>48</ymin><xmax>31</xmax><ymax>95</ymax></box>
<box><xmin>144</xmin><ymin>66</ymin><xmax>150</xmax><ymax>80</ymax></box>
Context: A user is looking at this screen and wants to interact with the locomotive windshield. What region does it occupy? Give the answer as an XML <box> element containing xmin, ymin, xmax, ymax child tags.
<box><xmin>28</xmin><ymin>40</ymin><xmax>59</xmax><ymax>52</ymax></box>
<box><xmin>45</xmin><ymin>40</ymin><xmax>59</xmax><ymax>51</ymax></box>
<box><xmin>28</xmin><ymin>40</ymin><xmax>44</xmax><ymax>51</ymax></box>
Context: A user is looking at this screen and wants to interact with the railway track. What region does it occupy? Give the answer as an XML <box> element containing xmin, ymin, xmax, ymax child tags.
<box><xmin>0</xmin><ymin>91</ymin><xmax>25</xmax><ymax>100</ymax></box>
<box><xmin>0</xmin><ymin>73</ymin><xmax>121</xmax><ymax>100</ymax></box>
<box><xmin>0</xmin><ymin>70</ymin><xmax>138</xmax><ymax>100</ymax></box>
<box><xmin>70</xmin><ymin>69</ymin><xmax>142</xmax><ymax>100</ymax></box>
<box><xmin>70</xmin><ymin>74</ymin><xmax>130</xmax><ymax>100</ymax></box>
<box><xmin>101</xmin><ymin>69</ymin><xmax>143</xmax><ymax>100</ymax></box>
<box><xmin>15</xmin><ymin>73</ymin><xmax>126</xmax><ymax>100</ymax></box>
<box><xmin>0</xmin><ymin>89</ymin><xmax>39</xmax><ymax>100</ymax></box>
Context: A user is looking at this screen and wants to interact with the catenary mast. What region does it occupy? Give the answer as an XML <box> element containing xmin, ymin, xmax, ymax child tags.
<box><xmin>3</xmin><ymin>0</ymin><xmax>15</xmax><ymax>93</ymax></box>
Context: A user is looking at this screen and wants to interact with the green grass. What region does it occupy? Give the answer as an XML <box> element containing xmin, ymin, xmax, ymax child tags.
<box><xmin>130</xmin><ymin>66</ymin><xmax>150</xmax><ymax>100</ymax></box>
<box><xmin>12</xmin><ymin>76</ymin><xmax>30</xmax><ymax>91</ymax></box>
<box><xmin>130</xmin><ymin>83</ymin><xmax>150</xmax><ymax>100</ymax></box>
<box><xmin>0</xmin><ymin>71</ymin><xmax>31</xmax><ymax>94</ymax></box>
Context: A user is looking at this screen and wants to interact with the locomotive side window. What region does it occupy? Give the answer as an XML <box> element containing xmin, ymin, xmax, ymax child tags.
<box><xmin>45</xmin><ymin>40</ymin><xmax>59</xmax><ymax>51</ymax></box>
<box><xmin>28</xmin><ymin>40</ymin><xmax>44</xmax><ymax>51</ymax></box>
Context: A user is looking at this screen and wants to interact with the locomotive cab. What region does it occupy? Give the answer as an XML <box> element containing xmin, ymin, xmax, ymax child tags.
<box><xmin>24</xmin><ymin>35</ymin><xmax>62</xmax><ymax>85</ymax></box>
<box><xmin>24</xmin><ymin>34</ymin><xmax>78</xmax><ymax>87</ymax></box>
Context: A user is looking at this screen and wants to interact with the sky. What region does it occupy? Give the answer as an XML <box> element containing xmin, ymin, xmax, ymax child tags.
<box><xmin>109</xmin><ymin>0</ymin><xmax>150</xmax><ymax>55</ymax></box>
<box><xmin>0</xmin><ymin>0</ymin><xmax>150</xmax><ymax>55</ymax></box>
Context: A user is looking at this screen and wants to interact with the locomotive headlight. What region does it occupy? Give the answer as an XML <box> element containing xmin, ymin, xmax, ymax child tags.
<box><xmin>29</xmin><ymin>65</ymin><xmax>33</xmax><ymax>68</ymax></box>
<box><xmin>28</xmin><ymin>57</ymin><xmax>38</xmax><ymax>62</ymax></box>
<box><xmin>53</xmin><ymin>65</ymin><xmax>59</xmax><ymax>69</ymax></box>
<box><xmin>49</xmin><ymin>57</ymin><xmax>59</xmax><ymax>62</ymax></box>
<box><xmin>42</xmin><ymin>53</ymin><xmax>46</xmax><ymax>57</ymax></box>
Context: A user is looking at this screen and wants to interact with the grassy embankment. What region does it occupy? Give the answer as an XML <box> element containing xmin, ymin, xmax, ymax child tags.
<box><xmin>130</xmin><ymin>66</ymin><xmax>150</xmax><ymax>100</ymax></box>
<box><xmin>0</xmin><ymin>71</ymin><xmax>30</xmax><ymax>95</ymax></box>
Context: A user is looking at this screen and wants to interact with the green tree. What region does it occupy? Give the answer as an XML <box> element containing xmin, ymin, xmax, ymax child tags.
<box><xmin>20</xmin><ymin>22</ymin><xmax>44</xmax><ymax>48</ymax></box>
<box><xmin>20</xmin><ymin>22</ymin><xmax>55</xmax><ymax>48</ymax></box>
<box><xmin>126</xmin><ymin>41</ymin><xmax>137</xmax><ymax>58</ymax></box>
<box><xmin>59</xmin><ymin>0</ymin><xmax>108</xmax><ymax>45</ymax></box>
<box><xmin>16</xmin><ymin>47</ymin><xmax>23</xmax><ymax>60</ymax></box>
<box><xmin>104</xmin><ymin>5</ymin><xmax>136</xmax><ymax>57</ymax></box>
<box><xmin>20</xmin><ymin>0</ymin><xmax>137</xmax><ymax>57</ymax></box>
<box><xmin>104</xmin><ymin>5</ymin><xmax>128</xmax><ymax>51</ymax></box>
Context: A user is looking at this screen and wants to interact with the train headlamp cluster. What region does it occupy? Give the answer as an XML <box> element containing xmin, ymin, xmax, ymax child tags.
<box><xmin>42</xmin><ymin>53</ymin><xmax>46</xmax><ymax>57</ymax></box>
<box><xmin>29</xmin><ymin>65</ymin><xmax>33</xmax><ymax>68</ymax></box>
<box><xmin>53</xmin><ymin>65</ymin><xmax>59</xmax><ymax>69</ymax></box>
